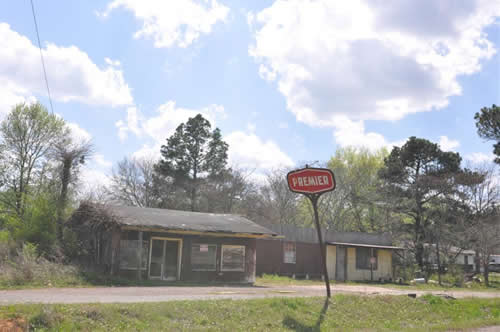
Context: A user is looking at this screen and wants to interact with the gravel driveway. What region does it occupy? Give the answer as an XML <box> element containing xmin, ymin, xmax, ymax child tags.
<box><xmin>0</xmin><ymin>284</ymin><xmax>498</xmax><ymax>305</ymax></box>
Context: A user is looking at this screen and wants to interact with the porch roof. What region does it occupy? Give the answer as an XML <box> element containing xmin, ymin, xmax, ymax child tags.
<box><xmin>327</xmin><ymin>241</ymin><xmax>405</xmax><ymax>250</ymax></box>
<box><xmin>108</xmin><ymin>205</ymin><xmax>277</xmax><ymax>238</ymax></box>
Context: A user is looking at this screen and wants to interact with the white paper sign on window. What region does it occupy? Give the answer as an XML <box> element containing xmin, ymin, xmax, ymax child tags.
<box><xmin>200</xmin><ymin>244</ymin><xmax>208</xmax><ymax>252</ymax></box>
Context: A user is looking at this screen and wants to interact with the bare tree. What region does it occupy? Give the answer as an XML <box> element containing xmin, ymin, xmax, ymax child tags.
<box><xmin>459</xmin><ymin>166</ymin><xmax>500</xmax><ymax>285</ymax></box>
<box><xmin>109</xmin><ymin>157</ymin><xmax>168</xmax><ymax>208</ymax></box>
<box><xmin>471</xmin><ymin>213</ymin><xmax>500</xmax><ymax>286</ymax></box>
<box><xmin>261</xmin><ymin>168</ymin><xmax>300</xmax><ymax>226</ymax></box>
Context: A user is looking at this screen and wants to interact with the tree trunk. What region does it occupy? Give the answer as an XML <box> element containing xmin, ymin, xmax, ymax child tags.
<box><xmin>436</xmin><ymin>241</ymin><xmax>442</xmax><ymax>286</ymax></box>
<box><xmin>57</xmin><ymin>157</ymin><xmax>71</xmax><ymax>242</ymax></box>
<box><xmin>190</xmin><ymin>164</ymin><xmax>198</xmax><ymax>212</ymax></box>
<box><xmin>483</xmin><ymin>263</ymin><xmax>489</xmax><ymax>287</ymax></box>
<box><xmin>414</xmin><ymin>213</ymin><xmax>425</xmax><ymax>271</ymax></box>
<box><xmin>474</xmin><ymin>249</ymin><xmax>481</xmax><ymax>274</ymax></box>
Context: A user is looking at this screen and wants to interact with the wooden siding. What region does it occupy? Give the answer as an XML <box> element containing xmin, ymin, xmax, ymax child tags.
<box><xmin>256</xmin><ymin>239</ymin><xmax>322</xmax><ymax>278</ymax></box>
<box><xmin>345</xmin><ymin>247</ymin><xmax>392</xmax><ymax>281</ymax></box>
<box><xmin>326</xmin><ymin>245</ymin><xmax>336</xmax><ymax>279</ymax></box>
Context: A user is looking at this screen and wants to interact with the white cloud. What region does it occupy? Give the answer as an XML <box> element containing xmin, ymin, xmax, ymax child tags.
<box><xmin>130</xmin><ymin>114</ymin><xmax>295</xmax><ymax>179</ymax></box>
<box><xmin>132</xmin><ymin>143</ymin><xmax>161</xmax><ymax>161</ymax></box>
<box><xmin>249</xmin><ymin>0</ymin><xmax>499</xmax><ymax>126</ymax></box>
<box><xmin>122</xmin><ymin>102</ymin><xmax>293</xmax><ymax>179</ymax></box>
<box><xmin>332</xmin><ymin>116</ymin><xmax>403</xmax><ymax>151</ymax></box>
<box><xmin>67</xmin><ymin>122</ymin><xmax>92</xmax><ymax>143</ymax></box>
<box><xmin>116</xmin><ymin>106</ymin><xmax>143</xmax><ymax>141</ymax></box>
<box><xmin>123</xmin><ymin>101</ymin><xmax>227</xmax><ymax>161</ymax></box>
<box><xmin>78</xmin><ymin>167</ymin><xmax>112</xmax><ymax>197</ymax></box>
<box><xmin>117</xmin><ymin>101</ymin><xmax>226</xmax><ymax>143</ymax></box>
<box><xmin>439</xmin><ymin>135</ymin><xmax>460</xmax><ymax>151</ymax></box>
<box><xmin>100</xmin><ymin>0</ymin><xmax>230</xmax><ymax>48</ymax></box>
<box><xmin>94</xmin><ymin>153</ymin><xmax>113</xmax><ymax>169</ymax></box>
<box><xmin>464</xmin><ymin>152</ymin><xmax>495</xmax><ymax>164</ymax></box>
<box><xmin>225</xmin><ymin>131</ymin><xmax>294</xmax><ymax>170</ymax></box>
<box><xmin>0</xmin><ymin>23</ymin><xmax>133</xmax><ymax>110</ymax></box>
<box><xmin>247</xmin><ymin>122</ymin><xmax>256</xmax><ymax>132</ymax></box>
<box><xmin>104</xmin><ymin>57</ymin><xmax>121</xmax><ymax>67</ymax></box>
<box><xmin>0</xmin><ymin>79</ymin><xmax>36</xmax><ymax>120</ymax></box>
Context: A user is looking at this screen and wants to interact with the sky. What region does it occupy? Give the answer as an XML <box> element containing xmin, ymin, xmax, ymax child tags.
<box><xmin>0</xmin><ymin>0</ymin><xmax>499</xmax><ymax>190</ymax></box>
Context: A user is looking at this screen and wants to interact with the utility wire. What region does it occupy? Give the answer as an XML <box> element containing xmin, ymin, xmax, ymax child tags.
<box><xmin>30</xmin><ymin>0</ymin><xmax>54</xmax><ymax>113</ymax></box>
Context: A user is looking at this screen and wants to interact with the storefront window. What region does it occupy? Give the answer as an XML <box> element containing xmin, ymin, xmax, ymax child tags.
<box><xmin>191</xmin><ymin>244</ymin><xmax>217</xmax><ymax>271</ymax></box>
<box><xmin>119</xmin><ymin>239</ymin><xmax>148</xmax><ymax>270</ymax></box>
<box><xmin>221</xmin><ymin>245</ymin><xmax>245</xmax><ymax>271</ymax></box>
<box><xmin>283</xmin><ymin>242</ymin><xmax>296</xmax><ymax>264</ymax></box>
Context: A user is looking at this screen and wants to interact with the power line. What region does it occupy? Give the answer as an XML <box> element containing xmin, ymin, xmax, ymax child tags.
<box><xmin>30</xmin><ymin>0</ymin><xmax>54</xmax><ymax>113</ymax></box>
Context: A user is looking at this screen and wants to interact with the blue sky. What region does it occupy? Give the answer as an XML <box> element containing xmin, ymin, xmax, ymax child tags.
<box><xmin>0</xmin><ymin>0</ymin><xmax>499</xmax><ymax>187</ymax></box>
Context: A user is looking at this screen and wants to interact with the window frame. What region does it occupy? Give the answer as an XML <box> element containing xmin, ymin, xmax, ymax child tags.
<box><xmin>355</xmin><ymin>247</ymin><xmax>378</xmax><ymax>270</ymax></box>
<box><xmin>283</xmin><ymin>241</ymin><xmax>296</xmax><ymax>264</ymax></box>
<box><xmin>119</xmin><ymin>239</ymin><xmax>149</xmax><ymax>270</ymax></box>
<box><xmin>220</xmin><ymin>245</ymin><xmax>246</xmax><ymax>272</ymax></box>
<box><xmin>191</xmin><ymin>244</ymin><xmax>218</xmax><ymax>271</ymax></box>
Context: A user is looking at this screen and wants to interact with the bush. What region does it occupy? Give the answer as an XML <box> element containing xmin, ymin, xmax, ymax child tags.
<box><xmin>0</xmin><ymin>242</ymin><xmax>83</xmax><ymax>288</ymax></box>
<box><xmin>30</xmin><ymin>306</ymin><xmax>62</xmax><ymax>329</ymax></box>
<box><xmin>0</xmin><ymin>230</ymin><xmax>11</xmax><ymax>264</ymax></box>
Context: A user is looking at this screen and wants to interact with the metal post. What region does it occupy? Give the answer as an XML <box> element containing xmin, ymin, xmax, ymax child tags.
<box><xmin>310</xmin><ymin>194</ymin><xmax>331</xmax><ymax>298</ymax></box>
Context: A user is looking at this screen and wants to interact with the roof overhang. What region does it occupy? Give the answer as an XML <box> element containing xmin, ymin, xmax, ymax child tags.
<box><xmin>121</xmin><ymin>225</ymin><xmax>278</xmax><ymax>239</ymax></box>
<box><xmin>327</xmin><ymin>241</ymin><xmax>405</xmax><ymax>250</ymax></box>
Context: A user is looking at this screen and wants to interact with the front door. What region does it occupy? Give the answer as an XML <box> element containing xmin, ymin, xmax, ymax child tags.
<box><xmin>336</xmin><ymin>245</ymin><xmax>347</xmax><ymax>281</ymax></box>
<box><xmin>148</xmin><ymin>238</ymin><xmax>182</xmax><ymax>280</ymax></box>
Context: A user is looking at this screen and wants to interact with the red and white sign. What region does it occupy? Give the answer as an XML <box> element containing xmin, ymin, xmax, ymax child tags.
<box><xmin>287</xmin><ymin>168</ymin><xmax>336</xmax><ymax>195</ymax></box>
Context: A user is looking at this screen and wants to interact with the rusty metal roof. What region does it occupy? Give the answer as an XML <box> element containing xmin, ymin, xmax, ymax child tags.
<box><xmin>326</xmin><ymin>241</ymin><xmax>405</xmax><ymax>250</ymax></box>
<box><xmin>108</xmin><ymin>205</ymin><xmax>277</xmax><ymax>237</ymax></box>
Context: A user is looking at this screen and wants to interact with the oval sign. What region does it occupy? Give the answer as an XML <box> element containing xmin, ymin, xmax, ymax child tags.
<box><xmin>287</xmin><ymin>167</ymin><xmax>336</xmax><ymax>195</ymax></box>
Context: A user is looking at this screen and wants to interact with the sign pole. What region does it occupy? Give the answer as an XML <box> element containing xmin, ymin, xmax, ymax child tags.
<box><xmin>309</xmin><ymin>193</ymin><xmax>331</xmax><ymax>298</ymax></box>
<box><xmin>286</xmin><ymin>165</ymin><xmax>336</xmax><ymax>299</ymax></box>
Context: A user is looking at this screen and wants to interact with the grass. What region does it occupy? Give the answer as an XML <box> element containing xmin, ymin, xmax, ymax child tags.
<box><xmin>255</xmin><ymin>273</ymin><xmax>500</xmax><ymax>291</ymax></box>
<box><xmin>0</xmin><ymin>295</ymin><xmax>498</xmax><ymax>331</ymax></box>
<box><xmin>255</xmin><ymin>274</ymin><xmax>324</xmax><ymax>286</ymax></box>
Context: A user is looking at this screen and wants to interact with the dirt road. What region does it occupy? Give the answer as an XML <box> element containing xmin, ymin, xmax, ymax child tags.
<box><xmin>0</xmin><ymin>284</ymin><xmax>498</xmax><ymax>305</ymax></box>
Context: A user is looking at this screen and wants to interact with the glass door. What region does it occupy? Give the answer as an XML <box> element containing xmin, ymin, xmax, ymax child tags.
<box><xmin>148</xmin><ymin>238</ymin><xmax>182</xmax><ymax>280</ymax></box>
<box><xmin>164</xmin><ymin>241</ymin><xmax>179</xmax><ymax>281</ymax></box>
<box><xmin>149</xmin><ymin>239</ymin><xmax>164</xmax><ymax>279</ymax></box>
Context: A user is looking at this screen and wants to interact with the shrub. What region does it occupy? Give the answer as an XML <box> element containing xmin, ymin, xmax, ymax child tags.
<box><xmin>0</xmin><ymin>241</ymin><xmax>83</xmax><ymax>288</ymax></box>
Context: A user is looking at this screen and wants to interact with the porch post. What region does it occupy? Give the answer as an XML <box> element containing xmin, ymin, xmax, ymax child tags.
<box><xmin>110</xmin><ymin>227</ymin><xmax>121</xmax><ymax>276</ymax></box>
<box><xmin>370</xmin><ymin>247</ymin><xmax>374</xmax><ymax>282</ymax></box>
<box><xmin>137</xmin><ymin>231</ymin><xmax>143</xmax><ymax>281</ymax></box>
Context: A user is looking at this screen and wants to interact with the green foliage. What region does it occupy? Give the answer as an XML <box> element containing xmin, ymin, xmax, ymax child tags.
<box><xmin>474</xmin><ymin>104</ymin><xmax>500</xmax><ymax>164</ymax></box>
<box><xmin>328</xmin><ymin>147</ymin><xmax>388</xmax><ymax>231</ymax></box>
<box><xmin>0</xmin><ymin>102</ymin><xmax>66</xmax><ymax>217</ymax></box>
<box><xmin>156</xmin><ymin>114</ymin><xmax>229</xmax><ymax>211</ymax></box>
<box><xmin>297</xmin><ymin>147</ymin><xmax>388</xmax><ymax>231</ymax></box>
<box><xmin>379</xmin><ymin>137</ymin><xmax>463</xmax><ymax>269</ymax></box>
<box><xmin>11</xmin><ymin>192</ymin><xmax>58</xmax><ymax>255</ymax></box>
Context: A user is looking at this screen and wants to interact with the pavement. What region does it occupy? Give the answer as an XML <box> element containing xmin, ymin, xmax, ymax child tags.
<box><xmin>0</xmin><ymin>284</ymin><xmax>499</xmax><ymax>305</ymax></box>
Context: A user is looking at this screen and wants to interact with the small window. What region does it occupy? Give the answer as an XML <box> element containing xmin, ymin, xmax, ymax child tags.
<box><xmin>119</xmin><ymin>240</ymin><xmax>148</xmax><ymax>270</ymax></box>
<box><xmin>221</xmin><ymin>245</ymin><xmax>245</xmax><ymax>271</ymax></box>
<box><xmin>464</xmin><ymin>255</ymin><xmax>469</xmax><ymax>265</ymax></box>
<box><xmin>355</xmin><ymin>247</ymin><xmax>377</xmax><ymax>270</ymax></box>
<box><xmin>283</xmin><ymin>242</ymin><xmax>296</xmax><ymax>264</ymax></box>
<box><xmin>191</xmin><ymin>244</ymin><xmax>217</xmax><ymax>271</ymax></box>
